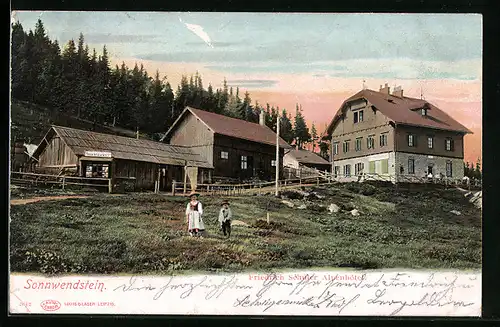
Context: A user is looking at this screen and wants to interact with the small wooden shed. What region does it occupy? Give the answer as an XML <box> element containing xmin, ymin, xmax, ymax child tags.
<box><xmin>30</xmin><ymin>125</ymin><xmax>213</xmax><ymax>192</ymax></box>
<box><xmin>283</xmin><ymin>149</ymin><xmax>331</xmax><ymax>171</ymax></box>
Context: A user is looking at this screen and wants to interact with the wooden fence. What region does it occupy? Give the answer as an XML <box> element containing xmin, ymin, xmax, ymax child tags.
<box><xmin>171</xmin><ymin>175</ymin><xmax>333</xmax><ymax>197</ymax></box>
<box><xmin>10</xmin><ymin>171</ymin><xmax>111</xmax><ymax>192</ymax></box>
<box><xmin>333</xmin><ymin>172</ymin><xmax>481</xmax><ymax>188</ymax></box>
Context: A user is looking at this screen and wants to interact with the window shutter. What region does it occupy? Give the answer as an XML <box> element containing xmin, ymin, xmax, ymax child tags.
<box><xmin>413</xmin><ymin>135</ymin><xmax>418</xmax><ymax>147</ymax></box>
<box><xmin>369</xmin><ymin>161</ymin><xmax>375</xmax><ymax>173</ymax></box>
<box><xmin>381</xmin><ymin>159</ymin><xmax>389</xmax><ymax>174</ymax></box>
<box><xmin>451</xmin><ymin>139</ymin><xmax>455</xmax><ymax>151</ymax></box>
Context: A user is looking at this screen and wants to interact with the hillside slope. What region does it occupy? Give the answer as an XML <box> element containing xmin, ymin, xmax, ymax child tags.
<box><xmin>10</xmin><ymin>99</ymin><xmax>153</xmax><ymax>144</ymax></box>
<box><xmin>9</xmin><ymin>182</ymin><xmax>481</xmax><ymax>275</ymax></box>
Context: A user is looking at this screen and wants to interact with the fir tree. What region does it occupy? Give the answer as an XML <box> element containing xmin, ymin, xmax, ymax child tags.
<box><xmin>310</xmin><ymin>123</ymin><xmax>318</xmax><ymax>152</ymax></box>
<box><xmin>293</xmin><ymin>104</ymin><xmax>311</xmax><ymax>149</ymax></box>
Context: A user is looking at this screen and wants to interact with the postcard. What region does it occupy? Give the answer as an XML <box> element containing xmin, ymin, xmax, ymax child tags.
<box><xmin>9</xmin><ymin>11</ymin><xmax>482</xmax><ymax>316</ymax></box>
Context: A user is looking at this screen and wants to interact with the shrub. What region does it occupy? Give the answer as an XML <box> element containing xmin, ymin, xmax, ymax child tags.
<box><xmin>281</xmin><ymin>190</ymin><xmax>303</xmax><ymax>200</ymax></box>
<box><xmin>340</xmin><ymin>202</ymin><xmax>356</xmax><ymax>211</ymax></box>
<box><xmin>308</xmin><ymin>204</ymin><xmax>327</xmax><ymax>213</ymax></box>
<box><xmin>11</xmin><ymin>248</ymin><xmax>84</xmax><ymax>275</ymax></box>
<box><xmin>360</xmin><ymin>184</ymin><xmax>377</xmax><ymax>196</ymax></box>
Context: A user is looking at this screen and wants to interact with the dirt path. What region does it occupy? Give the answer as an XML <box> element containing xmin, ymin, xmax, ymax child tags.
<box><xmin>10</xmin><ymin>195</ymin><xmax>90</xmax><ymax>206</ymax></box>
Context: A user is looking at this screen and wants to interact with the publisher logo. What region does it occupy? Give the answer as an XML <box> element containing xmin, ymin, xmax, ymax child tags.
<box><xmin>40</xmin><ymin>300</ymin><xmax>61</xmax><ymax>312</ymax></box>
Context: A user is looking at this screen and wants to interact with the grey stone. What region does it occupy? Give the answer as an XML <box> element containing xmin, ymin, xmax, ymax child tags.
<box><xmin>281</xmin><ymin>200</ymin><xmax>295</xmax><ymax>208</ymax></box>
<box><xmin>328</xmin><ymin>203</ymin><xmax>340</xmax><ymax>213</ymax></box>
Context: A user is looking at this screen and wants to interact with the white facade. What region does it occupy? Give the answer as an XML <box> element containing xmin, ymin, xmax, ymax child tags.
<box><xmin>283</xmin><ymin>153</ymin><xmax>299</xmax><ymax>169</ymax></box>
<box><xmin>332</xmin><ymin>151</ymin><xmax>464</xmax><ymax>183</ymax></box>
<box><xmin>395</xmin><ymin>152</ymin><xmax>464</xmax><ymax>180</ymax></box>
<box><xmin>332</xmin><ymin>152</ymin><xmax>396</xmax><ymax>182</ymax></box>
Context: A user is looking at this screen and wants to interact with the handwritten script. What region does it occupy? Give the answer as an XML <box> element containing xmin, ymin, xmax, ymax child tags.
<box><xmin>111</xmin><ymin>271</ymin><xmax>479</xmax><ymax>316</ymax></box>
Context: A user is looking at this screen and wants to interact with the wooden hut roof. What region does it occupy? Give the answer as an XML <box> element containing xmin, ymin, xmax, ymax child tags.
<box><xmin>161</xmin><ymin>106</ymin><xmax>292</xmax><ymax>148</ymax></box>
<box><xmin>33</xmin><ymin>126</ymin><xmax>213</xmax><ymax>168</ymax></box>
<box><xmin>286</xmin><ymin>149</ymin><xmax>330</xmax><ymax>165</ymax></box>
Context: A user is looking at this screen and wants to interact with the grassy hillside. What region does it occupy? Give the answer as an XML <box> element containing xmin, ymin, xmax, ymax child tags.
<box><xmin>9</xmin><ymin>182</ymin><xmax>481</xmax><ymax>275</ymax></box>
<box><xmin>10</xmin><ymin>99</ymin><xmax>151</xmax><ymax>144</ymax></box>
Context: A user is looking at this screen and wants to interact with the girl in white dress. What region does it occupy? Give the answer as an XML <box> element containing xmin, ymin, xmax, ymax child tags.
<box><xmin>186</xmin><ymin>192</ymin><xmax>205</xmax><ymax>237</ymax></box>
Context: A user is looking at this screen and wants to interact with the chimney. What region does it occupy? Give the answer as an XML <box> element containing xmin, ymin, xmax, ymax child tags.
<box><xmin>379</xmin><ymin>83</ymin><xmax>390</xmax><ymax>95</ymax></box>
<box><xmin>392</xmin><ymin>85</ymin><xmax>404</xmax><ymax>98</ymax></box>
<box><xmin>259</xmin><ymin>109</ymin><xmax>265</xmax><ymax>126</ymax></box>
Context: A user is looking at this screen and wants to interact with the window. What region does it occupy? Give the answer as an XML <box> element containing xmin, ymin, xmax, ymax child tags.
<box><xmin>344</xmin><ymin>164</ymin><xmax>351</xmax><ymax>177</ymax></box>
<box><xmin>421</xmin><ymin>108</ymin><xmax>427</xmax><ymax>116</ymax></box>
<box><xmin>408</xmin><ymin>158</ymin><xmax>415</xmax><ymax>174</ymax></box>
<box><xmin>367</xmin><ymin>135</ymin><xmax>375</xmax><ymax>149</ymax></box>
<box><xmin>381</xmin><ymin>159</ymin><xmax>389</xmax><ymax>174</ymax></box>
<box><xmin>380</xmin><ymin>133</ymin><xmax>388</xmax><ymax>147</ymax></box>
<box><xmin>85</xmin><ymin>163</ymin><xmax>109</xmax><ymax>178</ymax></box>
<box><xmin>445</xmin><ymin>138</ymin><xmax>454</xmax><ymax>151</ymax></box>
<box><xmin>368</xmin><ymin>161</ymin><xmax>375</xmax><ymax>174</ymax></box>
<box><xmin>333</xmin><ymin>142</ymin><xmax>339</xmax><ymax>155</ymax></box>
<box><xmin>353</xmin><ymin>110</ymin><xmax>364</xmax><ymax>123</ymax></box>
<box><xmin>221</xmin><ymin>151</ymin><xmax>229</xmax><ymax>159</ymax></box>
<box><xmin>355</xmin><ymin>162</ymin><xmax>364</xmax><ymax>175</ymax></box>
<box><xmin>446</xmin><ymin>161</ymin><xmax>453</xmax><ymax>177</ymax></box>
<box><xmin>343</xmin><ymin>140</ymin><xmax>350</xmax><ymax>153</ymax></box>
<box><xmin>355</xmin><ymin>138</ymin><xmax>362</xmax><ymax>151</ymax></box>
<box><xmin>271</xmin><ymin>160</ymin><xmax>276</xmax><ymax>167</ymax></box>
<box><xmin>334</xmin><ymin>166</ymin><xmax>340</xmax><ymax>177</ymax></box>
<box><xmin>427</xmin><ymin>136</ymin><xmax>434</xmax><ymax>149</ymax></box>
<box><xmin>241</xmin><ymin>156</ymin><xmax>248</xmax><ymax>169</ymax></box>
<box><xmin>408</xmin><ymin>134</ymin><xmax>416</xmax><ymax>147</ymax></box>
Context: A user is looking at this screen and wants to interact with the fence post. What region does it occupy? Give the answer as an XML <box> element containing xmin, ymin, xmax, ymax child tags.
<box><xmin>317</xmin><ymin>177</ymin><xmax>319</xmax><ymax>186</ymax></box>
<box><xmin>183</xmin><ymin>167</ymin><xmax>188</xmax><ymax>195</ymax></box>
<box><xmin>172</xmin><ymin>181</ymin><xmax>176</xmax><ymax>196</ymax></box>
<box><xmin>62</xmin><ymin>177</ymin><xmax>65</xmax><ymax>190</ymax></box>
<box><xmin>108</xmin><ymin>178</ymin><xmax>113</xmax><ymax>193</ymax></box>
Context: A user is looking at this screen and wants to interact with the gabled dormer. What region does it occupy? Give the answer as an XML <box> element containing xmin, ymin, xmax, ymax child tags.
<box><xmin>411</xmin><ymin>102</ymin><xmax>431</xmax><ymax>117</ymax></box>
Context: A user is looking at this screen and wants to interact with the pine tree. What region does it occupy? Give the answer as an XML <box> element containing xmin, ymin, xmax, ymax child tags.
<box><xmin>174</xmin><ymin>75</ymin><xmax>190</xmax><ymax>117</ymax></box>
<box><xmin>280</xmin><ymin>109</ymin><xmax>294</xmax><ymax>144</ymax></box>
<box><xmin>11</xmin><ymin>21</ymin><xmax>27</xmax><ymax>99</ymax></box>
<box><xmin>475</xmin><ymin>158</ymin><xmax>481</xmax><ymax>180</ymax></box>
<box><xmin>38</xmin><ymin>39</ymin><xmax>63</xmax><ymax>109</ymax></box>
<box><xmin>32</xmin><ymin>19</ymin><xmax>52</xmax><ymax>104</ymax></box>
<box><xmin>464</xmin><ymin>162</ymin><xmax>470</xmax><ymax>178</ymax></box>
<box><xmin>60</xmin><ymin>39</ymin><xmax>79</xmax><ymax>115</ymax></box>
<box><xmin>319</xmin><ymin>142</ymin><xmax>329</xmax><ymax>160</ymax></box>
<box><xmin>310</xmin><ymin>123</ymin><xmax>318</xmax><ymax>152</ymax></box>
<box><xmin>238</xmin><ymin>91</ymin><xmax>252</xmax><ymax>121</ymax></box>
<box><xmin>293</xmin><ymin>104</ymin><xmax>311</xmax><ymax>149</ymax></box>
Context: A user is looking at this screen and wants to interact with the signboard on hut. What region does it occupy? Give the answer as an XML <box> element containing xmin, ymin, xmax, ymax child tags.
<box><xmin>84</xmin><ymin>151</ymin><xmax>112</xmax><ymax>158</ymax></box>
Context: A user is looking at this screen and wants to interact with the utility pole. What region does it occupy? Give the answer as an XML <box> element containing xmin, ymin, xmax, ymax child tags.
<box><xmin>275</xmin><ymin>117</ymin><xmax>280</xmax><ymax>197</ymax></box>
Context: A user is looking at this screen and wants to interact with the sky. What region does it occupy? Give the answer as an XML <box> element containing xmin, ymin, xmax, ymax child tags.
<box><xmin>12</xmin><ymin>11</ymin><xmax>483</xmax><ymax>163</ymax></box>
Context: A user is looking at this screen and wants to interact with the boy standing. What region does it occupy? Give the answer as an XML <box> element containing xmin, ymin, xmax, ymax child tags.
<box><xmin>218</xmin><ymin>200</ymin><xmax>232</xmax><ymax>238</ymax></box>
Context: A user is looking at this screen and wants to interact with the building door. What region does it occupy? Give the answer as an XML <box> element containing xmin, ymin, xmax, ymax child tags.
<box><xmin>427</xmin><ymin>165</ymin><xmax>433</xmax><ymax>176</ymax></box>
<box><xmin>247</xmin><ymin>156</ymin><xmax>254</xmax><ymax>177</ymax></box>
<box><xmin>159</xmin><ymin>166</ymin><xmax>168</xmax><ymax>191</ymax></box>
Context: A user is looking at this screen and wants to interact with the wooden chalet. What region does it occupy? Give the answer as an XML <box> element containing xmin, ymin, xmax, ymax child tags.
<box><xmin>30</xmin><ymin>126</ymin><xmax>212</xmax><ymax>192</ymax></box>
<box><xmin>161</xmin><ymin>107</ymin><xmax>291</xmax><ymax>182</ymax></box>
